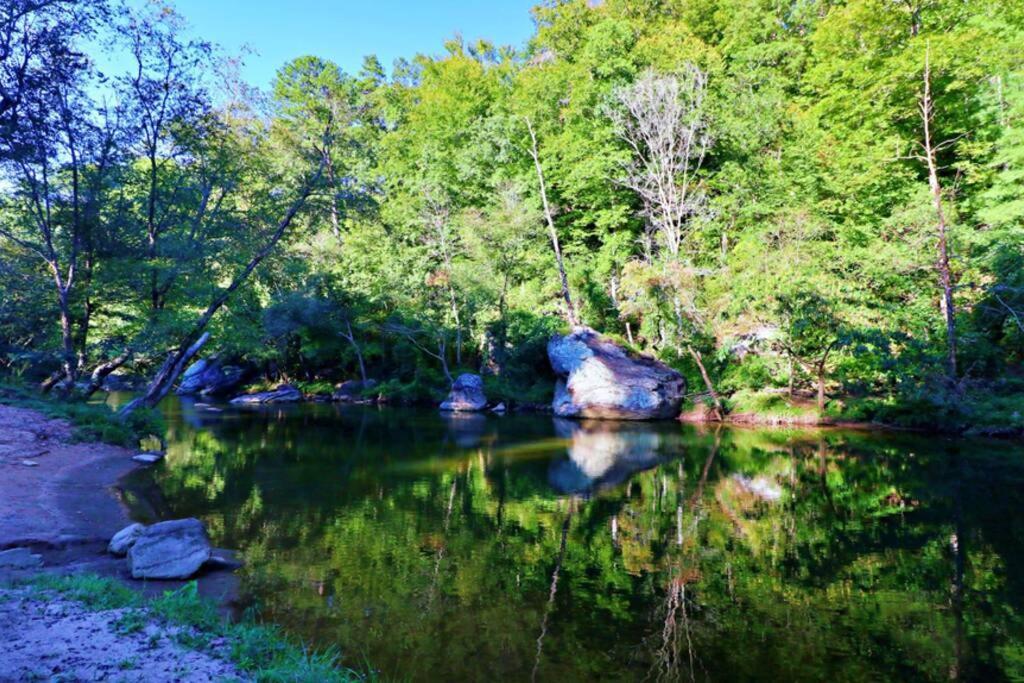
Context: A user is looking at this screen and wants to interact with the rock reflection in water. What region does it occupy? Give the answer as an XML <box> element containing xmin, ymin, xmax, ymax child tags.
<box><xmin>548</xmin><ymin>418</ymin><xmax>669</xmax><ymax>495</ymax></box>
<box><xmin>441</xmin><ymin>411</ymin><xmax>489</xmax><ymax>448</ymax></box>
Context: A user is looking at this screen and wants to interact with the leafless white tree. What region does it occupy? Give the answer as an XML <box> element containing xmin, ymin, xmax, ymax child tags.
<box><xmin>610</xmin><ymin>66</ymin><xmax>723</xmax><ymax>415</ymax></box>
<box><xmin>609</xmin><ymin>66</ymin><xmax>712</xmax><ymax>260</ymax></box>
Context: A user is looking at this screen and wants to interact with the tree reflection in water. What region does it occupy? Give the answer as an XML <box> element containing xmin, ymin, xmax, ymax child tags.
<box><xmin>124</xmin><ymin>400</ymin><xmax>1024</xmax><ymax>682</ymax></box>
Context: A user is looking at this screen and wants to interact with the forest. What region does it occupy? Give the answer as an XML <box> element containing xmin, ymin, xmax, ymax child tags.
<box><xmin>2</xmin><ymin>0</ymin><xmax>1024</xmax><ymax>431</ymax></box>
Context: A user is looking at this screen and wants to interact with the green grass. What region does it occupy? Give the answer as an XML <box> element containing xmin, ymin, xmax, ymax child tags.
<box><xmin>725</xmin><ymin>389</ymin><xmax>822</xmax><ymax>424</ymax></box>
<box><xmin>12</xmin><ymin>574</ymin><xmax>374</xmax><ymax>683</ymax></box>
<box><xmin>829</xmin><ymin>388</ymin><xmax>1024</xmax><ymax>435</ymax></box>
<box><xmin>0</xmin><ymin>381</ymin><xmax>163</xmax><ymax>448</ymax></box>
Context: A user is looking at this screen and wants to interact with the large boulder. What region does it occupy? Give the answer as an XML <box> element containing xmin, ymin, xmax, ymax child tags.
<box><xmin>177</xmin><ymin>357</ymin><xmax>251</xmax><ymax>397</ymax></box>
<box><xmin>332</xmin><ymin>379</ymin><xmax>378</xmax><ymax>403</ymax></box>
<box><xmin>229</xmin><ymin>384</ymin><xmax>303</xmax><ymax>405</ymax></box>
<box><xmin>127</xmin><ymin>518</ymin><xmax>212</xmax><ymax>579</ymax></box>
<box><xmin>548</xmin><ymin>328</ymin><xmax>685</xmax><ymax>420</ymax></box>
<box><xmin>439</xmin><ymin>373</ymin><xmax>487</xmax><ymax>412</ymax></box>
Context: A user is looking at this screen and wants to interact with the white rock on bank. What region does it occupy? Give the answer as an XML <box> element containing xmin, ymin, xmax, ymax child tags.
<box><xmin>548</xmin><ymin>327</ymin><xmax>685</xmax><ymax>420</ymax></box>
<box><xmin>127</xmin><ymin>518</ymin><xmax>212</xmax><ymax>579</ymax></box>
<box><xmin>132</xmin><ymin>452</ymin><xmax>164</xmax><ymax>465</ymax></box>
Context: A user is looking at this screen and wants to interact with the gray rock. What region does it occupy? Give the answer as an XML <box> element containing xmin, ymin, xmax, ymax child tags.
<box><xmin>132</xmin><ymin>452</ymin><xmax>164</xmax><ymax>465</ymax></box>
<box><xmin>176</xmin><ymin>358</ymin><xmax>215</xmax><ymax>395</ymax></box>
<box><xmin>0</xmin><ymin>547</ymin><xmax>43</xmax><ymax>569</ymax></box>
<box><xmin>108</xmin><ymin>523</ymin><xmax>145</xmax><ymax>556</ymax></box>
<box><xmin>490</xmin><ymin>402</ymin><xmax>507</xmax><ymax>413</ymax></box>
<box><xmin>229</xmin><ymin>384</ymin><xmax>303</xmax><ymax>405</ymax></box>
<box><xmin>127</xmin><ymin>518</ymin><xmax>212</xmax><ymax>579</ymax></box>
<box><xmin>439</xmin><ymin>373</ymin><xmax>487</xmax><ymax>412</ymax></box>
<box><xmin>20</xmin><ymin>460</ymin><xmax>39</xmax><ymax>467</ymax></box>
<box><xmin>332</xmin><ymin>379</ymin><xmax>378</xmax><ymax>402</ymax></box>
<box><xmin>177</xmin><ymin>358</ymin><xmax>251</xmax><ymax>397</ymax></box>
<box><xmin>548</xmin><ymin>327</ymin><xmax>685</xmax><ymax>420</ymax></box>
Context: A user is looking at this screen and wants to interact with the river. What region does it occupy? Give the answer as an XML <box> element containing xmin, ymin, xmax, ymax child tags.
<box><xmin>109</xmin><ymin>395</ymin><xmax>1024</xmax><ymax>681</ymax></box>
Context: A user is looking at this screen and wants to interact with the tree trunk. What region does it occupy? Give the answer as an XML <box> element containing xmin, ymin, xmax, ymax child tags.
<box><xmin>687</xmin><ymin>345</ymin><xmax>723</xmax><ymax>419</ymax></box>
<box><xmin>325</xmin><ymin>154</ymin><xmax>341</xmax><ymax>238</ymax></box>
<box><xmin>817</xmin><ymin>366</ymin><xmax>826</xmax><ymax>412</ymax></box>
<box><xmin>526</xmin><ymin>117</ymin><xmax>579</xmax><ymax>328</ymax></box>
<box><xmin>56</xmin><ymin>286</ymin><xmax>77</xmax><ymax>392</ymax></box>
<box><xmin>920</xmin><ymin>46</ymin><xmax>958</xmax><ymax>382</ymax></box>
<box><xmin>81</xmin><ymin>349</ymin><xmax>133</xmax><ymax>399</ymax></box>
<box><xmin>438</xmin><ymin>338</ymin><xmax>452</xmax><ymax>384</ymax></box>
<box><xmin>118</xmin><ymin>333</ymin><xmax>209</xmax><ymax>416</ymax></box>
<box><xmin>342</xmin><ymin>320</ymin><xmax>367</xmax><ymax>384</ymax></box>
<box><xmin>147</xmin><ymin>150</ymin><xmax>162</xmax><ymax>311</ymax></box>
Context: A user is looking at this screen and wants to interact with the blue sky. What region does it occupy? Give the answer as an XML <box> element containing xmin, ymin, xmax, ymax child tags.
<box><xmin>141</xmin><ymin>0</ymin><xmax>539</xmax><ymax>87</ymax></box>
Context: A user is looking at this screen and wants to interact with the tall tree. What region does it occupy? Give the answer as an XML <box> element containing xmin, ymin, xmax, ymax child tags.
<box><xmin>917</xmin><ymin>46</ymin><xmax>958</xmax><ymax>381</ymax></box>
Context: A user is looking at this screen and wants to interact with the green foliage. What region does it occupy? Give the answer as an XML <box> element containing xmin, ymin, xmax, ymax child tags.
<box><xmin>3</xmin><ymin>0</ymin><xmax>1024</xmax><ymax>423</ymax></box>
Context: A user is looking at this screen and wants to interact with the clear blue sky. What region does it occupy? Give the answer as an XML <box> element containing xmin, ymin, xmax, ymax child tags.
<box><xmin>149</xmin><ymin>0</ymin><xmax>539</xmax><ymax>87</ymax></box>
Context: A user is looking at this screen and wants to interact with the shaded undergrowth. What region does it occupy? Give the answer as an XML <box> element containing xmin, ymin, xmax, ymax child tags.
<box><xmin>0</xmin><ymin>382</ymin><xmax>162</xmax><ymax>448</ymax></box>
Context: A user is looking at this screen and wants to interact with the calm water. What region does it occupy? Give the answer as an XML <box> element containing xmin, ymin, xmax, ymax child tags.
<box><xmin>114</xmin><ymin>396</ymin><xmax>1024</xmax><ymax>682</ymax></box>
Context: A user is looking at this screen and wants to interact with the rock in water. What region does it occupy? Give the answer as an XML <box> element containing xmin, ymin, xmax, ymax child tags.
<box><xmin>229</xmin><ymin>384</ymin><xmax>303</xmax><ymax>405</ymax></box>
<box><xmin>132</xmin><ymin>452</ymin><xmax>164</xmax><ymax>465</ymax></box>
<box><xmin>548</xmin><ymin>328</ymin><xmax>685</xmax><ymax>420</ymax></box>
<box><xmin>439</xmin><ymin>373</ymin><xmax>487</xmax><ymax>412</ymax></box>
<box><xmin>177</xmin><ymin>357</ymin><xmax>251</xmax><ymax>397</ymax></box>
<box><xmin>127</xmin><ymin>518</ymin><xmax>212</xmax><ymax>579</ymax></box>
<box><xmin>108</xmin><ymin>523</ymin><xmax>145</xmax><ymax>556</ymax></box>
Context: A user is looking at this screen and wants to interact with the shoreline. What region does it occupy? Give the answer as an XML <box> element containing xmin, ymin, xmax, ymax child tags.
<box><xmin>0</xmin><ymin>403</ymin><xmax>241</xmax><ymax>601</ymax></box>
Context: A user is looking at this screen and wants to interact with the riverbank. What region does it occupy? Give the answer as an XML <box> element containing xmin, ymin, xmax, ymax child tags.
<box><xmin>0</xmin><ymin>402</ymin><xmax>371</xmax><ymax>682</ymax></box>
<box><xmin>679</xmin><ymin>388</ymin><xmax>1024</xmax><ymax>437</ymax></box>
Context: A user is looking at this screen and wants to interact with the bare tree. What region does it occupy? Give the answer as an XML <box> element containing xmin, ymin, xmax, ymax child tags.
<box><xmin>339</xmin><ymin>317</ymin><xmax>367</xmax><ymax>384</ymax></box>
<box><xmin>525</xmin><ymin>116</ymin><xmax>580</xmax><ymax>327</ymax></box>
<box><xmin>610</xmin><ymin>66</ymin><xmax>711</xmax><ymax>260</ymax></box>
<box><xmin>383</xmin><ymin>320</ymin><xmax>453</xmax><ymax>383</ymax></box>
<box><xmin>610</xmin><ymin>67</ymin><xmax>723</xmax><ymax>415</ymax></box>
<box><xmin>917</xmin><ymin>45</ymin><xmax>958</xmax><ymax>382</ymax></box>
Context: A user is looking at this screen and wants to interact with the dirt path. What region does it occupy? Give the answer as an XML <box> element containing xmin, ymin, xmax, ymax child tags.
<box><xmin>0</xmin><ymin>587</ymin><xmax>247</xmax><ymax>682</ymax></box>
<box><xmin>0</xmin><ymin>405</ymin><xmax>137</xmax><ymax>550</ymax></box>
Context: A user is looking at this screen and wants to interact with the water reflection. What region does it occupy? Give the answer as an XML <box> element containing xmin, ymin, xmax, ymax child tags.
<box><xmin>122</xmin><ymin>399</ymin><xmax>1024</xmax><ymax>682</ymax></box>
<box><xmin>548</xmin><ymin>418</ymin><xmax>669</xmax><ymax>495</ymax></box>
